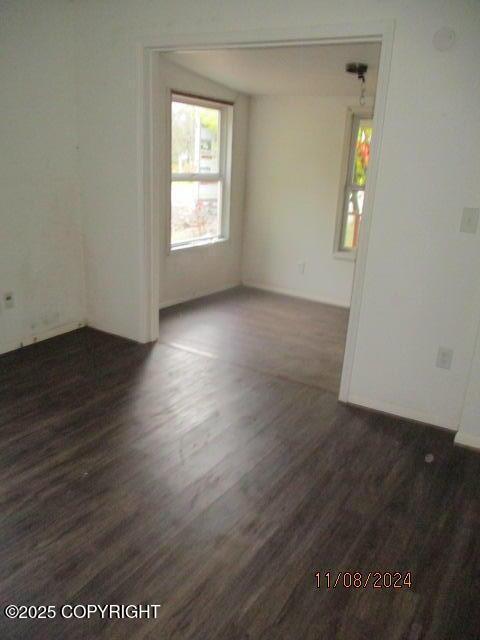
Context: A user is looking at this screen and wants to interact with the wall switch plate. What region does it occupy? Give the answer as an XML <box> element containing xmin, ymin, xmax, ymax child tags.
<box><xmin>436</xmin><ymin>346</ymin><xmax>453</xmax><ymax>370</ymax></box>
<box><xmin>297</xmin><ymin>261</ymin><xmax>306</xmax><ymax>275</ymax></box>
<box><xmin>4</xmin><ymin>292</ymin><xmax>14</xmax><ymax>309</ymax></box>
<box><xmin>460</xmin><ymin>207</ymin><xmax>479</xmax><ymax>234</ymax></box>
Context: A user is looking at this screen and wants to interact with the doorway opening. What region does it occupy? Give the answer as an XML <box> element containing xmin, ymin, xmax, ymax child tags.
<box><xmin>140</xmin><ymin>25</ymin><xmax>393</xmax><ymax>401</ymax></box>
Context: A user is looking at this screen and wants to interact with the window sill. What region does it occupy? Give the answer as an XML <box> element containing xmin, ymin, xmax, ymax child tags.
<box><xmin>169</xmin><ymin>236</ymin><xmax>229</xmax><ymax>253</ymax></box>
<box><xmin>333</xmin><ymin>250</ymin><xmax>357</xmax><ymax>262</ymax></box>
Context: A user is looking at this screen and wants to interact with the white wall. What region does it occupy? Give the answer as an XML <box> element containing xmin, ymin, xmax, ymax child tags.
<box><xmin>456</xmin><ymin>319</ymin><xmax>480</xmax><ymax>448</ymax></box>
<box><xmin>242</xmin><ymin>95</ymin><xmax>360</xmax><ymax>308</ymax></box>
<box><xmin>157</xmin><ymin>59</ymin><xmax>248</xmax><ymax>308</ymax></box>
<box><xmin>347</xmin><ymin>4</ymin><xmax>480</xmax><ymax>430</ymax></box>
<box><xmin>0</xmin><ymin>0</ymin><xmax>85</xmax><ymax>354</ymax></box>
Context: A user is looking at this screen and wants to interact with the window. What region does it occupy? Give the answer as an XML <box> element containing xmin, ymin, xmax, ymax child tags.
<box><xmin>170</xmin><ymin>93</ymin><xmax>232</xmax><ymax>249</ymax></box>
<box><xmin>336</xmin><ymin>115</ymin><xmax>373</xmax><ymax>254</ymax></box>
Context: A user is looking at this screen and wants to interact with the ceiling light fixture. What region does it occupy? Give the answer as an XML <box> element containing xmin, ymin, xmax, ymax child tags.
<box><xmin>346</xmin><ymin>62</ymin><xmax>368</xmax><ymax>106</ymax></box>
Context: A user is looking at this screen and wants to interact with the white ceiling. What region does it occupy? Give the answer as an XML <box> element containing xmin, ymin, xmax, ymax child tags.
<box><xmin>164</xmin><ymin>42</ymin><xmax>381</xmax><ymax>98</ymax></box>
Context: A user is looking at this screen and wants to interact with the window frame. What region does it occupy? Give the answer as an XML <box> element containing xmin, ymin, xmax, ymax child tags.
<box><xmin>168</xmin><ymin>91</ymin><xmax>233</xmax><ymax>252</ymax></box>
<box><xmin>333</xmin><ymin>109</ymin><xmax>373</xmax><ymax>260</ymax></box>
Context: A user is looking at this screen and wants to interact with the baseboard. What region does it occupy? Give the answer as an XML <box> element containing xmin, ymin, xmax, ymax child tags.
<box><xmin>85</xmin><ymin>320</ymin><xmax>148</xmax><ymax>344</ymax></box>
<box><xmin>346</xmin><ymin>395</ymin><xmax>458</xmax><ymax>432</ymax></box>
<box><xmin>159</xmin><ymin>281</ymin><xmax>241</xmax><ymax>310</ymax></box>
<box><xmin>0</xmin><ymin>320</ymin><xmax>85</xmax><ymax>356</ymax></box>
<box><xmin>454</xmin><ymin>431</ymin><xmax>480</xmax><ymax>451</ymax></box>
<box><xmin>241</xmin><ymin>280</ymin><xmax>350</xmax><ymax>309</ymax></box>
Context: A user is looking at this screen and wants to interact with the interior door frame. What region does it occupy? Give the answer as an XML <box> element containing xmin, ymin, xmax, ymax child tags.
<box><xmin>137</xmin><ymin>20</ymin><xmax>395</xmax><ymax>403</ymax></box>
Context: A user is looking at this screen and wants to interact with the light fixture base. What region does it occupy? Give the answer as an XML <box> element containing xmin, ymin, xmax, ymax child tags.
<box><xmin>346</xmin><ymin>63</ymin><xmax>368</xmax><ymax>82</ymax></box>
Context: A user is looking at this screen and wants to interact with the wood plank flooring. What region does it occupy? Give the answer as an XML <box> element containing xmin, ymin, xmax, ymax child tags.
<box><xmin>0</xmin><ymin>290</ymin><xmax>479</xmax><ymax>639</ymax></box>
<box><xmin>159</xmin><ymin>286</ymin><xmax>349</xmax><ymax>393</ymax></box>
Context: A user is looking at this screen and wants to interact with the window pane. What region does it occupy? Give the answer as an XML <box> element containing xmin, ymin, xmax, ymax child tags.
<box><xmin>171</xmin><ymin>101</ymin><xmax>220</xmax><ymax>175</ymax></box>
<box><xmin>352</xmin><ymin>120</ymin><xmax>373</xmax><ymax>187</ymax></box>
<box><xmin>171</xmin><ymin>181</ymin><xmax>221</xmax><ymax>245</ymax></box>
<box><xmin>342</xmin><ymin>189</ymin><xmax>364</xmax><ymax>250</ymax></box>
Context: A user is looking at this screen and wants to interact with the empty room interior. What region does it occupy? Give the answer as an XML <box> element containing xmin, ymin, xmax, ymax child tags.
<box><xmin>157</xmin><ymin>43</ymin><xmax>380</xmax><ymax>394</ymax></box>
<box><xmin>1</xmin><ymin>2</ymin><xmax>480</xmax><ymax>639</ymax></box>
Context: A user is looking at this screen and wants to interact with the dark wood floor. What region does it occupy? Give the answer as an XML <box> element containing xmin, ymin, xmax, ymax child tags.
<box><xmin>159</xmin><ymin>287</ymin><xmax>349</xmax><ymax>393</ymax></box>
<box><xmin>1</xmin><ymin>291</ymin><xmax>479</xmax><ymax>639</ymax></box>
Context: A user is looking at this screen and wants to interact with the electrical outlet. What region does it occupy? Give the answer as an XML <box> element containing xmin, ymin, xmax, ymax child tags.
<box><xmin>436</xmin><ymin>347</ymin><xmax>453</xmax><ymax>370</ymax></box>
<box><xmin>460</xmin><ymin>207</ymin><xmax>479</xmax><ymax>234</ymax></box>
<box><xmin>4</xmin><ymin>292</ymin><xmax>14</xmax><ymax>309</ymax></box>
<box><xmin>297</xmin><ymin>261</ymin><xmax>306</xmax><ymax>275</ymax></box>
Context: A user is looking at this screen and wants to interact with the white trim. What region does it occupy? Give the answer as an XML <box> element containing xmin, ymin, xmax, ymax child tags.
<box><xmin>0</xmin><ymin>320</ymin><xmax>86</xmax><ymax>356</ymax></box>
<box><xmin>137</xmin><ymin>21</ymin><xmax>391</xmax><ymax>51</ymax></box>
<box><xmin>454</xmin><ymin>431</ymin><xmax>480</xmax><ymax>451</ymax></box>
<box><xmin>171</xmin><ymin>93</ymin><xmax>233</xmax><ymax>109</ymax></box>
<box><xmin>458</xmin><ymin>291</ymin><xmax>480</xmax><ymax>447</ymax></box>
<box><xmin>170</xmin><ymin>236</ymin><xmax>229</xmax><ymax>252</ymax></box>
<box><xmin>347</xmin><ymin>395</ymin><xmax>458</xmax><ymax>432</ymax></box>
<box><xmin>334</xmin><ymin>112</ymin><xmax>373</xmax><ymax>257</ymax></box>
<box><xmin>139</xmin><ymin>21</ymin><xmax>396</xmax><ymax>408</ymax></box>
<box><xmin>333</xmin><ymin>108</ymin><xmax>355</xmax><ymax>259</ymax></box>
<box><xmin>168</xmin><ymin>93</ymin><xmax>233</xmax><ymax>252</ymax></box>
<box><xmin>333</xmin><ymin>250</ymin><xmax>356</xmax><ymax>262</ymax></box>
<box><xmin>172</xmin><ymin>173</ymin><xmax>222</xmax><ymax>182</ymax></box>
<box><xmin>242</xmin><ymin>280</ymin><xmax>350</xmax><ymax>310</ymax></box>
<box><xmin>137</xmin><ymin>43</ymin><xmax>156</xmax><ymax>343</ymax></box>
<box><xmin>338</xmin><ymin>23</ymin><xmax>395</xmax><ymax>403</ymax></box>
<box><xmin>86</xmin><ymin>320</ymin><xmax>142</xmax><ymax>343</ymax></box>
<box><xmin>159</xmin><ymin>281</ymin><xmax>240</xmax><ymax>310</ymax></box>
